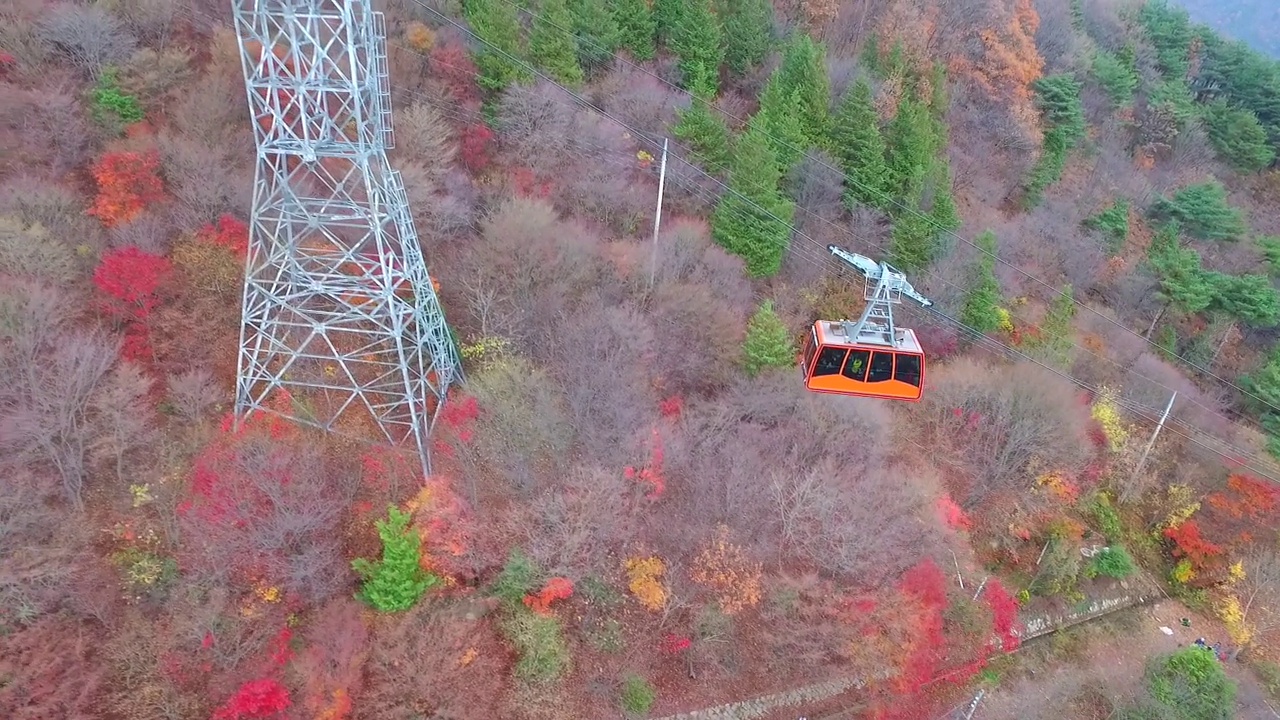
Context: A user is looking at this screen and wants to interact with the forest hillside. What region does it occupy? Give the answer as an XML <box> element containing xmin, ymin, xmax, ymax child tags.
<box><xmin>2</xmin><ymin>0</ymin><xmax>1280</xmax><ymax>718</ymax></box>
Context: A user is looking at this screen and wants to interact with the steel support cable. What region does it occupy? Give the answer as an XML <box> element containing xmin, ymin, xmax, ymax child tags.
<box><xmin>370</xmin><ymin>5</ymin><xmax>1274</xmax><ymax>442</ymax></box>
<box><xmin>340</xmin><ymin>0</ymin><xmax>1280</xmax><ymax>480</ymax></box>
<box><xmin>466</xmin><ymin>0</ymin><xmax>1280</xmax><ymax>418</ymax></box>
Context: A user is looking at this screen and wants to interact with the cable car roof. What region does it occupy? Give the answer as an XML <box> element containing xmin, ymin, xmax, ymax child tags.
<box><xmin>814</xmin><ymin>320</ymin><xmax>923</xmax><ymax>354</ymax></box>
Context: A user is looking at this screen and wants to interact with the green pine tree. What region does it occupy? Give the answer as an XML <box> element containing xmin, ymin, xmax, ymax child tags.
<box><xmin>742</xmin><ymin>300</ymin><xmax>794</xmax><ymax>376</ymax></box>
<box><xmin>653</xmin><ymin>0</ymin><xmax>682</xmax><ymax>44</ymax></box>
<box><xmin>1148</xmin><ymin>180</ymin><xmax>1247</xmax><ymax>242</ymax></box>
<box><xmin>463</xmin><ymin>0</ymin><xmax>530</xmax><ymax>93</ymax></box>
<box><xmin>1207</xmin><ymin>272</ymin><xmax>1280</xmax><ymax>327</ymax></box>
<box><xmin>669</xmin><ymin>0</ymin><xmax>724</xmax><ymax>98</ymax></box>
<box><xmin>613</xmin><ymin>0</ymin><xmax>657</xmax><ymax>60</ymax></box>
<box><xmin>1147</xmin><ymin>223</ymin><xmax>1213</xmax><ymax>314</ymax></box>
<box><xmin>352</xmin><ymin>506</ymin><xmax>440</xmax><ymax>612</ymax></box>
<box><xmin>672</xmin><ymin>101</ymin><xmax>733</xmax><ymax>173</ymax></box>
<box><xmin>711</xmin><ymin>123</ymin><xmax>795</xmax><ymax>277</ymax></box>
<box><xmin>755</xmin><ymin>86</ymin><xmax>809</xmax><ymax>173</ymax></box>
<box><xmin>719</xmin><ymin>0</ymin><xmax>772</xmax><ymax>76</ymax></box>
<box><xmin>570</xmin><ymin>0</ymin><xmax>620</xmax><ymax>72</ymax></box>
<box><xmin>884</xmin><ymin>97</ymin><xmax>938</xmax><ymax>199</ymax></box>
<box><xmin>960</xmin><ymin>230</ymin><xmax>1003</xmax><ymax>333</ymax></box>
<box><xmin>762</xmin><ymin>34</ymin><xmax>831</xmax><ymax>147</ymax></box>
<box><xmin>529</xmin><ymin>0</ymin><xmax>585</xmax><ymax>85</ymax></box>
<box><xmin>830</xmin><ymin>78</ymin><xmax>890</xmax><ymax>208</ymax></box>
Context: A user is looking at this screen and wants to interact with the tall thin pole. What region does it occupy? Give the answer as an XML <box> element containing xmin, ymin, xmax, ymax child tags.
<box><xmin>1134</xmin><ymin>391</ymin><xmax>1177</xmax><ymax>481</ymax></box>
<box><xmin>648</xmin><ymin>138</ymin><xmax>669</xmax><ymax>290</ymax></box>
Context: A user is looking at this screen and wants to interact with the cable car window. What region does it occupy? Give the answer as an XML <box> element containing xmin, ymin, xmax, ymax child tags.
<box><xmin>867</xmin><ymin>352</ymin><xmax>894</xmax><ymax>382</ymax></box>
<box><xmin>802</xmin><ymin>333</ymin><xmax>818</xmax><ymax>372</ymax></box>
<box><xmin>813</xmin><ymin>347</ymin><xmax>847</xmax><ymax>377</ymax></box>
<box><xmin>894</xmin><ymin>353</ymin><xmax>922</xmax><ymax>387</ymax></box>
<box><xmin>842</xmin><ymin>349</ymin><xmax>871</xmax><ymax>382</ymax></box>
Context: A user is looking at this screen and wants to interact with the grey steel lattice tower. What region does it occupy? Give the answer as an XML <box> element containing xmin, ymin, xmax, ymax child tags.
<box><xmin>231</xmin><ymin>0</ymin><xmax>460</xmax><ymax>469</ymax></box>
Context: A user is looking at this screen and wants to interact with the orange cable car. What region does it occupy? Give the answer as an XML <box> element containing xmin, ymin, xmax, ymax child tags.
<box><xmin>800</xmin><ymin>246</ymin><xmax>933</xmax><ymax>402</ymax></box>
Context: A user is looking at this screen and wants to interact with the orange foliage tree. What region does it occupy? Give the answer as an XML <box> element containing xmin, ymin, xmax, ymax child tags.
<box><xmin>88</xmin><ymin>151</ymin><xmax>165</xmax><ymax>227</ymax></box>
<box><xmin>950</xmin><ymin>0</ymin><xmax>1045</xmax><ymax>139</ymax></box>
<box><xmin>690</xmin><ymin>524</ymin><xmax>763</xmax><ymax>615</ymax></box>
<box><xmin>523</xmin><ymin>577</ymin><xmax>574</xmax><ymax>613</ymax></box>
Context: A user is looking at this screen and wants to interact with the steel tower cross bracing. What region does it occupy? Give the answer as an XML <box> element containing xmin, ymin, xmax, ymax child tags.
<box><xmin>230</xmin><ymin>0</ymin><xmax>460</xmax><ymax>470</ymax></box>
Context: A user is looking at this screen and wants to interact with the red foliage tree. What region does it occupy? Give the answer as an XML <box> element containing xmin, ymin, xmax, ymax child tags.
<box><xmin>1163</xmin><ymin>520</ymin><xmax>1225</xmax><ymax>579</ymax></box>
<box><xmin>428</xmin><ymin>41</ymin><xmax>481</xmax><ymax>105</ymax></box>
<box><xmin>93</xmin><ymin>246</ymin><xmax>172</xmax><ymax>322</ymax></box>
<box><xmin>523</xmin><ymin>577</ymin><xmax>574</xmax><ymax>613</ymax></box>
<box><xmin>983</xmin><ymin>578</ymin><xmax>1021</xmax><ymax>651</ymax></box>
<box><xmin>894</xmin><ymin>558</ymin><xmax>949</xmax><ymax>693</ymax></box>
<box><xmin>197</xmin><ymin>215</ymin><xmax>250</xmax><ymax>257</ymax></box>
<box><xmin>88</xmin><ymin>151</ymin><xmax>165</xmax><ymax>227</ymax></box>
<box><xmin>211</xmin><ymin>678</ymin><xmax>291</xmax><ymax>720</ymax></box>
<box><xmin>459</xmin><ymin>124</ymin><xmax>495</xmax><ymax>173</ymax></box>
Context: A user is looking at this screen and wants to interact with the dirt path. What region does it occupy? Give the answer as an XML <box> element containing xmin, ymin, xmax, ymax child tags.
<box><xmin>977</xmin><ymin>599</ymin><xmax>1278</xmax><ymax>719</ymax></box>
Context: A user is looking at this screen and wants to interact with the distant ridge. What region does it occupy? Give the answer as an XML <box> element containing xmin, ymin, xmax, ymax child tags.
<box><xmin>1174</xmin><ymin>0</ymin><xmax>1280</xmax><ymax>59</ymax></box>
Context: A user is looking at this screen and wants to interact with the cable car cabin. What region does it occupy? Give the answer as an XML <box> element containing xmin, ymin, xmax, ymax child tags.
<box><xmin>800</xmin><ymin>320</ymin><xmax>925</xmax><ymax>401</ymax></box>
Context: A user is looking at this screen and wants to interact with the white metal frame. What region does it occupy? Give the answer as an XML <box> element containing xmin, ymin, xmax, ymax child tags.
<box><xmin>231</xmin><ymin>0</ymin><xmax>460</xmax><ymax>472</ymax></box>
<box><xmin>827</xmin><ymin>245</ymin><xmax>933</xmax><ymax>348</ymax></box>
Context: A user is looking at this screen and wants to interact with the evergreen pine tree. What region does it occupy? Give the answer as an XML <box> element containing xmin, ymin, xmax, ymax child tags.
<box><xmin>613</xmin><ymin>0</ymin><xmax>657</xmax><ymax>60</ymax></box>
<box><xmin>762</xmin><ymin>34</ymin><xmax>830</xmax><ymax>146</ymax></box>
<box><xmin>960</xmin><ymin>230</ymin><xmax>1003</xmax><ymax>333</ymax></box>
<box><xmin>1207</xmin><ymin>272</ymin><xmax>1280</xmax><ymax>327</ymax></box>
<box><xmin>884</xmin><ymin>96</ymin><xmax>937</xmax><ymax>199</ymax></box>
<box><xmin>1148</xmin><ymin>180</ymin><xmax>1247</xmax><ymax>242</ymax></box>
<box><xmin>529</xmin><ymin>0</ymin><xmax>585</xmax><ymax>85</ymax></box>
<box><xmin>711</xmin><ymin>123</ymin><xmax>795</xmax><ymax>277</ymax></box>
<box><xmin>742</xmin><ymin>300</ymin><xmax>795</xmax><ymax>376</ymax></box>
<box><xmin>463</xmin><ymin>0</ymin><xmax>530</xmax><ymax>93</ymax></box>
<box><xmin>672</xmin><ymin>101</ymin><xmax>733</xmax><ymax>173</ymax></box>
<box><xmin>670</xmin><ymin>0</ymin><xmax>724</xmax><ymax>98</ymax></box>
<box><xmin>720</xmin><ymin>0</ymin><xmax>772</xmax><ymax>76</ymax></box>
<box><xmin>1147</xmin><ymin>223</ymin><xmax>1213</xmax><ymax>314</ymax></box>
<box><xmin>755</xmin><ymin>85</ymin><xmax>809</xmax><ymax>173</ymax></box>
<box><xmin>830</xmin><ymin>78</ymin><xmax>890</xmax><ymax>208</ymax></box>
<box><xmin>570</xmin><ymin>0</ymin><xmax>619</xmax><ymax>72</ymax></box>
<box><xmin>888</xmin><ymin>190</ymin><xmax>935</xmax><ymax>272</ymax></box>
<box><xmin>352</xmin><ymin>506</ymin><xmax>440</xmax><ymax>612</ymax></box>
<box><xmin>653</xmin><ymin>0</ymin><xmax>683</xmax><ymax>45</ymax></box>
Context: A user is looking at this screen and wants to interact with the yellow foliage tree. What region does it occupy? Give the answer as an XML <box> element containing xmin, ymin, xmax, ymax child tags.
<box><xmin>624</xmin><ymin>556</ymin><xmax>668</xmax><ymax>612</ymax></box>
<box><xmin>690</xmin><ymin>525</ymin><xmax>763</xmax><ymax>615</ymax></box>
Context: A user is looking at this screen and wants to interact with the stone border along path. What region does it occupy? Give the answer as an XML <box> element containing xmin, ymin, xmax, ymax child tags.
<box><xmin>654</xmin><ymin>586</ymin><xmax>1161</xmax><ymax>720</ymax></box>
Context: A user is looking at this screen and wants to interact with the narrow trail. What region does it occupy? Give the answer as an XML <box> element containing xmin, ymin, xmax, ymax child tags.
<box><xmin>653</xmin><ymin>585</ymin><xmax>1162</xmax><ymax>720</ymax></box>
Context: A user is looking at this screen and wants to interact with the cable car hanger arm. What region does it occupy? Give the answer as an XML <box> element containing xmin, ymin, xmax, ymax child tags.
<box><xmin>827</xmin><ymin>245</ymin><xmax>933</xmax><ymax>308</ymax></box>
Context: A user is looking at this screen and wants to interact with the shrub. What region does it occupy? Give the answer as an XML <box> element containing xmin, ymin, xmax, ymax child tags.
<box><xmin>1143</xmin><ymin>647</ymin><xmax>1236</xmax><ymax>720</ymax></box>
<box><xmin>1084</xmin><ymin>199</ymin><xmax>1129</xmax><ymax>251</ymax></box>
<box><xmin>351</xmin><ymin>506</ymin><xmax>441</xmax><ymax>612</ymax></box>
<box><xmin>742</xmin><ymin>300</ymin><xmax>794</xmax><ymax>377</ymax></box>
<box><xmin>502</xmin><ymin>608</ymin><xmax>570</xmax><ymax>683</ymax></box>
<box><xmin>90</xmin><ymin>66</ymin><xmax>143</xmax><ymax>127</ymax></box>
<box><xmin>491</xmin><ymin>548</ymin><xmax>542</xmax><ymax>607</ymax></box>
<box><xmin>1086</xmin><ymin>491</ymin><xmax>1123</xmax><ymax>542</ymax></box>
<box><xmin>1087</xmin><ymin>546</ymin><xmax>1136</xmax><ymax>579</ymax></box>
<box><xmin>619</xmin><ymin>674</ymin><xmax>657</xmax><ymax>715</ymax></box>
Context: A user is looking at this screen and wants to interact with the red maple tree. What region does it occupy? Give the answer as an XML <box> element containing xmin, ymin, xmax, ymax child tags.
<box><xmin>88</xmin><ymin>151</ymin><xmax>165</xmax><ymax>227</ymax></box>
<box><xmin>93</xmin><ymin>246</ymin><xmax>173</xmax><ymax>322</ymax></box>
<box><xmin>211</xmin><ymin>678</ymin><xmax>292</xmax><ymax>720</ymax></box>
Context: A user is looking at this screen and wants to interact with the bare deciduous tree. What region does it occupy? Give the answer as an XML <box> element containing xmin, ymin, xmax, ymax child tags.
<box><xmin>166</xmin><ymin>367</ymin><xmax>223</xmax><ymax>424</ymax></box>
<box><xmin>177</xmin><ymin>432</ymin><xmax>353</xmax><ymax>604</ymax></box>
<box><xmin>0</xmin><ymin>216</ymin><xmax>77</xmax><ymax>283</ymax></box>
<box><xmin>1</xmin><ymin>282</ymin><xmax>119</xmax><ymax>507</ymax></box>
<box><xmin>521</xmin><ymin>464</ymin><xmax>635</xmax><ymax>577</ymax></box>
<box><xmin>88</xmin><ymin>362</ymin><xmax>157</xmax><ymax>484</ymax></box>
<box><xmin>38</xmin><ymin>3</ymin><xmax>137</xmax><ymax>77</ymax></box>
<box><xmin>913</xmin><ymin>357</ymin><xmax>1093</xmax><ymax>510</ymax></box>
